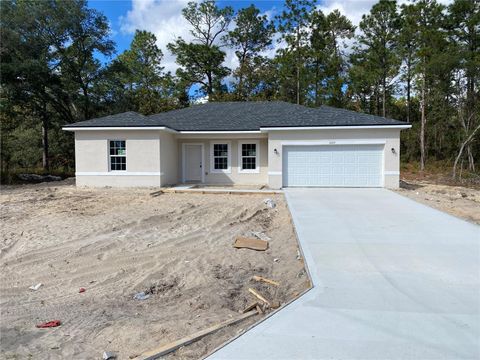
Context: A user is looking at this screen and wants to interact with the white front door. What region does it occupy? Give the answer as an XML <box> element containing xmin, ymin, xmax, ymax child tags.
<box><xmin>283</xmin><ymin>144</ymin><xmax>383</xmax><ymax>187</ymax></box>
<box><xmin>184</xmin><ymin>144</ymin><xmax>203</xmax><ymax>182</ymax></box>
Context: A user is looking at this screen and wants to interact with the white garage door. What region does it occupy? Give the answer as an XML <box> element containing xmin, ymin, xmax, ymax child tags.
<box><xmin>283</xmin><ymin>145</ymin><xmax>383</xmax><ymax>187</ymax></box>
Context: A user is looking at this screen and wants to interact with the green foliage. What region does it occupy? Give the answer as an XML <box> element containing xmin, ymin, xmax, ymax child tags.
<box><xmin>1</xmin><ymin>0</ymin><xmax>479</xmax><ymax>182</ymax></box>
<box><xmin>167</xmin><ymin>0</ymin><xmax>233</xmax><ymax>99</ymax></box>
<box><xmin>168</xmin><ymin>39</ymin><xmax>229</xmax><ymax>97</ymax></box>
<box><xmin>113</xmin><ymin>30</ymin><xmax>179</xmax><ymax>114</ymax></box>
<box><xmin>276</xmin><ymin>0</ymin><xmax>316</xmax><ymax>104</ymax></box>
<box><xmin>350</xmin><ymin>0</ymin><xmax>400</xmax><ymax>117</ymax></box>
<box><xmin>182</xmin><ymin>0</ymin><xmax>233</xmax><ymax>47</ymax></box>
<box><xmin>227</xmin><ymin>5</ymin><xmax>275</xmax><ymax>100</ymax></box>
<box><xmin>308</xmin><ymin>9</ymin><xmax>355</xmax><ymax>106</ymax></box>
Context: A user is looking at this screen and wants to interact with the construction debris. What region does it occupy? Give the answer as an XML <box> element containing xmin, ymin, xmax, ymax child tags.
<box><xmin>149</xmin><ymin>190</ymin><xmax>163</xmax><ymax>198</ymax></box>
<box><xmin>248</xmin><ymin>288</ymin><xmax>271</xmax><ymax>306</ymax></box>
<box><xmin>36</xmin><ymin>320</ymin><xmax>61</xmax><ymax>328</ymax></box>
<box><xmin>242</xmin><ymin>302</ymin><xmax>259</xmax><ymax>313</ymax></box>
<box><xmin>233</xmin><ymin>237</ymin><xmax>268</xmax><ymax>251</ymax></box>
<box><xmin>103</xmin><ymin>351</ymin><xmax>117</xmax><ymax>360</ymax></box>
<box><xmin>29</xmin><ymin>283</ymin><xmax>43</xmax><ymax>291</ymax></box>
<box><xmin>133</xmin><ymin>292</ymin><xmax>150</xmax><ymax>301</ymax></box>
<box><xmin>264</xmin><ymin>198</ymin><xmax>276</xmax><ymax>208</ymax></box>
<box><xmin>251</xmin><ymin>231</ymin><xmax>271</xmax><ymax>241</ymax></box>
<box><xmin>18</xmin><ymin>174</ymin><xmax>62</xmax><ymax>183</ymax></box>
<box><xmin>270</xmin><ymin>301</ymin><xmax>281</xmax><ymax>309</ymax></box>
<box><xmin>252</xmin><ymin>275</ymin><xmax>279</xmax><ymax>287</ymax></box>
<box><xmin>79</xmin><ymin>288</ymin><xmax>86</xmax><ymax>293</ymax></box>
<box><xmin>133</xmin><ymin>310</ymin><xmax>259</xmax><ymax>360</ymax></box>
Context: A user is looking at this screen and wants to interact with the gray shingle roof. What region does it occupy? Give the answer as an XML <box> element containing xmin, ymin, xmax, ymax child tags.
<box><xmin>63</xmin><ymin>101</ymin><xmax>408</xmax><ymax>131</ymax></box>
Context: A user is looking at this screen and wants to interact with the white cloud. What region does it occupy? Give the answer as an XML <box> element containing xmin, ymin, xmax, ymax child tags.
<box><xmin>119</xmin><ymin>1</ymin><xmax>283</xmax><ymax>86</ymax></box>
<box><xmin>119</xmin><ymin>0</ymin><xmax>193</xmax><ymax>74</ymax></box>
<box><xmin>318</xmin><ymin>0</ymin><xmax>377</xmax><ymax>26</ymax></box>
<box><xmin>318</xmin><ymin>0</ymin><xmax>454</xmax><ymax>27</ymax></box>
<box><xmin>119</xmin><ymin>0</ymin><xmax>454</xmax><ymax>80</ymax></box>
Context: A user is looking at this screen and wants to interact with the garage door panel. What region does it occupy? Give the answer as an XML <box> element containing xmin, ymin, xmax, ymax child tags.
<box><xmin>283</xmin><ymin>145</ymin><xmax>383</xmax><ymax>187</ymax></box>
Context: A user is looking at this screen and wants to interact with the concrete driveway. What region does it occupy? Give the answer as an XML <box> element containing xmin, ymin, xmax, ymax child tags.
<box><xmin>209</xmin><ymin>188</ymin><xmax>480</xmax><ymax>360</ymax></box>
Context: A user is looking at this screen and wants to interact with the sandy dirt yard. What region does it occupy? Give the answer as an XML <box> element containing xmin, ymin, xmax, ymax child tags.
<box><xmin>396</xmin><ymin>180</ymin><xmax>480</xmax><ymax>224</ymax></box>
<box><xmin>0</xmin><ymin>180</ymin><xmax>309</xmax><ymax>359</ymax></box>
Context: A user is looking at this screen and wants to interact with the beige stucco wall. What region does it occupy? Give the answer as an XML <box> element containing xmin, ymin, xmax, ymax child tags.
<box><xmin>72</xmin><ymin>128</ymin><xmax>402</xmax><ymax>189</ymax></box>
<box><xmin>74</xmin><ymin>130</ymin><xmax>162</xmax><ymax>187</ymax></box>
<box><xmin>159</xmin><ymin>131</ymin><xmax>178</xmax><ymax>186</ymax></box>
<box><xmin>177</xmin><ymin>138</ymin><xmax>268</xmax><ymax>185</ymax></box>
<box><xmin>267</xmin><ymin>128</ymin><xmax>401</xmax><ymax>189</ymax></box>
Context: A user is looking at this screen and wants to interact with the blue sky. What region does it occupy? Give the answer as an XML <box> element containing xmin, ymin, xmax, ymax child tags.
<box><xmin>88</xmin><ymin>0</ymin><xmax>387</xmax><ymax>70</ymax></box>
<box><xmin>90</xmin><ymin>0</ymin><xmax>287</xmax><ymax>65</ymax></box>
<box><xmin>88</xmin><ymin>0</ymin><xmax>451</xmax><ymax>74</ymax></box>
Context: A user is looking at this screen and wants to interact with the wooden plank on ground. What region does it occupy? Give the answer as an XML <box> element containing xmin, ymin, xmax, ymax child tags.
<box><xmin>233</xmin><ymin>237</ymin><xmax>268</xmax><ymax>251</ymax></box>
<box><xmin>134</xmin><ymin>310</ymin><xmax>259</xmax><ymax>360</ymax></box>
<box><xmin>248</xmin><ymin>288</ymin><xmax>271</xmax><ymax>306</ymax></box>
<box><xmin>242</xmin><ymin>302</ymin><xmax>259</xmax><ymax>313</ymax></box>
<box><xmin>252</xmin><ymin>275</ymin><xmax>279</xmax><ymax>287</ymax></box>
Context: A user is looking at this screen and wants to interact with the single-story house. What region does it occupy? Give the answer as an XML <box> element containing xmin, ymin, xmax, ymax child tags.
<box><xmin>63</xmin><ymin>101</ymin><xmax>411</xmax><ymax>189</ymax></box>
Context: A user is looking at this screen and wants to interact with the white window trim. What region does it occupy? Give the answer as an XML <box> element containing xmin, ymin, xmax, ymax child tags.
<box><xmin>238</xmin><ymin>140</ymin><xmax>260</xmax><ymax>174</ymax></box>
<box><xmin>210</xmin><ymin>141</ymin><xmax>231</xmax><ymax>174</ymax></box>
<box><xmin>108</xmin><ymin>139</ymin><xmax>127</xmax><ymax>172</ymax></box>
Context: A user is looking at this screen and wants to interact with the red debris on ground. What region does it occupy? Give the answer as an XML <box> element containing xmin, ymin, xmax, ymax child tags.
<box><xmin>36</xmin><ymin>320</ymin><xmax>61</xmax><ymax>328</ymax></box>
<box><xmin>79</xmin><ymin>288</ymin><xmax>86</xmax><ymax>293</ymax></box>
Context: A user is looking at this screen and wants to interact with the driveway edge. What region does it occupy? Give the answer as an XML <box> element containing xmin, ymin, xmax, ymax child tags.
<box><xmin>204</xmin><ymin>191</ymin><xmax>316</xmax><ymax>359</ymax></box>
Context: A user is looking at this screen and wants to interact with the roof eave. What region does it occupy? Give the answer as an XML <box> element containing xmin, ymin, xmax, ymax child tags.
<box><xmin>260</xmin><ymin>124</ymin><xmax>411</xmax><ymax>131</ymax></box>
<box><xmin>63</xmin><ymin>124</ymin><xmax>411</xmax><ymax>132</ymax></box>
<box><xmin>62</xmin><ymin>126</ymin><xmax>178</xmax><ymax>133</ymax></box>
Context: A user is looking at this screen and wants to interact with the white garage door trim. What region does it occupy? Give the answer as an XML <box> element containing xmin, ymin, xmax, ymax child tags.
<box><xmin>280</xmin><ymin>139</ymin><xmax>386</xmax><ymax>146</ymax></box>
<box><xmin>282</xmin><ymin>144</ymin><xmax>385</xmax><ymax>188</ymax></box>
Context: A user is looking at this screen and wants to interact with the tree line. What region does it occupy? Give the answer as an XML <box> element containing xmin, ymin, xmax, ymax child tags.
<box><xmin>1</xmin><ymin>0</ymin><xmax>478</xmax><ymax>181</ymax></box>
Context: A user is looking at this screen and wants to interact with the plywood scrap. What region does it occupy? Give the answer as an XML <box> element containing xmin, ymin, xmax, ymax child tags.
<box><xmin>233</xmin><ymin>237</ymin><xmax>268</xmax><ymax>251</ymax></box>
<box><xmin>134</xmin><ymin>310</ymin><xmax>258</xmax><ymax>360</ymax></box>
<box><xmin>248</xmin><ymin>288</ymin><xmax>271</xmax><ymax>306</ymax></box>
<box><xmin>252</xmin><ymin>275</ymin><xmax>279</xmax><ymax>287</ymax></box>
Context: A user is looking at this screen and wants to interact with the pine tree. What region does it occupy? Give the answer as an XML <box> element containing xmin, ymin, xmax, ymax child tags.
<box><xmin>227</xmin><ymin>5</ymin><xmax>274</xmax><ymax>100</ymax></box>
<box><xmin>168</xmin><ymin>0</ymin><xmax>233</xmax><ymax>100</ymax></box>
<box><xmin>276</xmin><ymin>0</ymin><xmax>315</xmax><ymax>105</ymax></box>
<box><xmin>355</xmin><ymin>0</ymin><xmax>400</xmax><ymax>117</ymax></box>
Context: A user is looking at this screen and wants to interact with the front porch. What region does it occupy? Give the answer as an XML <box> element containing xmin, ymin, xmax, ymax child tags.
<box><xmin>175</xmin><ymin>136</ymin><xmax>269</xmax><ymax>186</ymax></box>
<box><xmin>159</xmin><ymin>183</ymin><xmax>282</xmax><ymax>195</ymax></box>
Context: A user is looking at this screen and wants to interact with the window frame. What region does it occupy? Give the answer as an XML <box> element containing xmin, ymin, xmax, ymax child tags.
<box><xmin>210</xmin><ymin>141</ymin><xmax>231</xmax><ymax>174</ymax></box>
<box><xmin>108</xmin><ymin>139</ymin><xmax>127</xmax><ymax>172</ymax></box>
<box><xmin>238</xmin><ymin>140</ymin><xmax>260</xmax><ymax>174</ymax></box>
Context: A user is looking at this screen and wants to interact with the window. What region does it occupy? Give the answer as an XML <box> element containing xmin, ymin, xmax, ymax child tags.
<box><xmin>239</xmin><ymin>141</ymin><xmax>259</xmax><ymax>173</ymax></box>
<box><xmin>109</xmin><ymin>140</ymin><xmax>126</xmax><ymax>171</ymax></box>
<box><xmin>210</xmin><ymin>142</ymin><xmax>231</xmax><ymax>173</ymax></box>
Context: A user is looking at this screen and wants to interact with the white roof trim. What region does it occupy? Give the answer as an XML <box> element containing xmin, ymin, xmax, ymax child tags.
<box><xmin>63</xmin><ymin>126</ymin><xmax>178</xmax><ymax>133</ymax></box>
<box><xmin>260</xmin><ymin>125</ymin><xmax>411</xmax><ymax>131</ymax></box>
<box><xmin>64</xmin><ymin>124</ymin><xmax>411</xmax><ymax>132</ymax></box>
<box><xmin>180</xmin><ymin>130</ymin><xmax>262</xmax><ymax>134</ymax></box>
<box><xmin>62</xmin><ymin>127</ymin><xmax>262</xmax><ymax>134</ymax></box>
